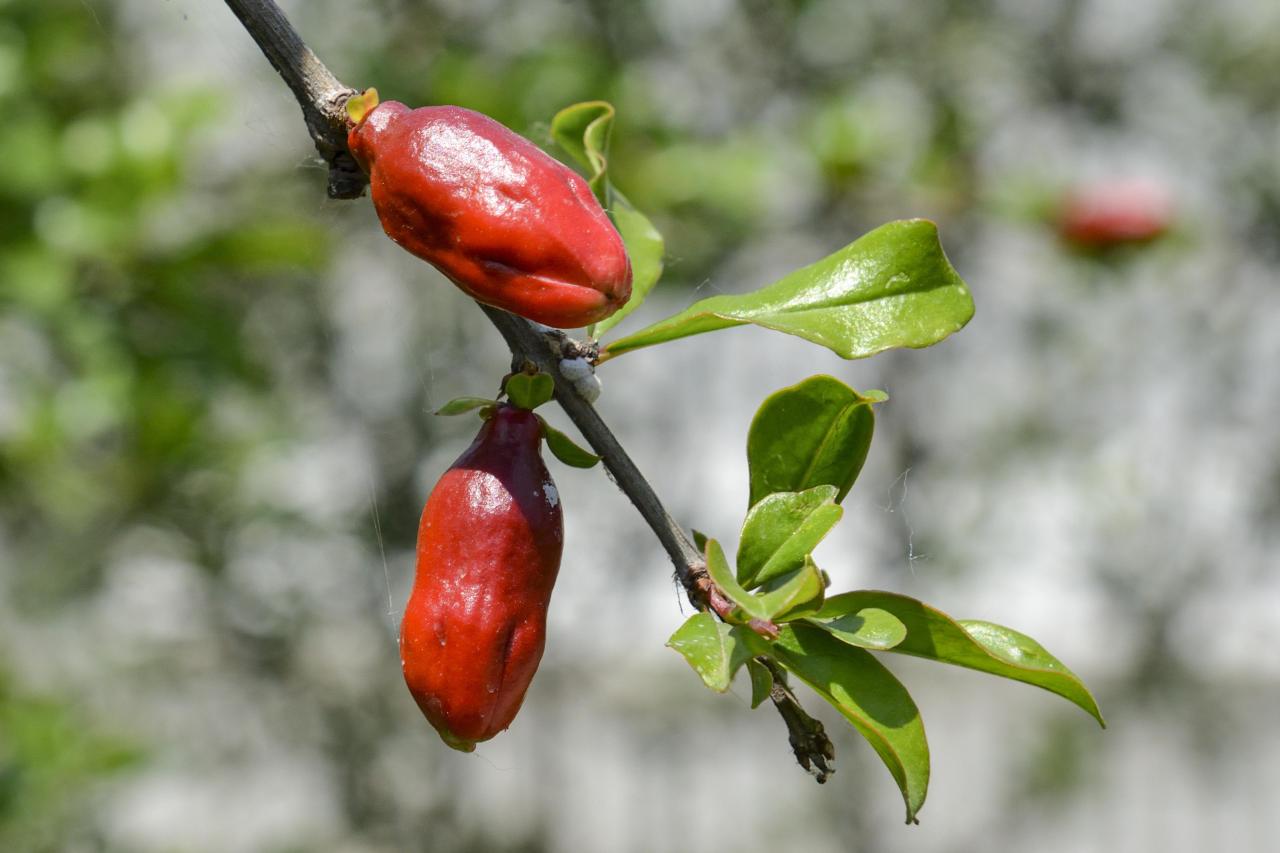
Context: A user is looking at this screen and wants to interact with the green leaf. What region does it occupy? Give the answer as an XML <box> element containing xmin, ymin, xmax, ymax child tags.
<box><xmin>812</xmin><ymin>592</ymin><xmax>1105</xmax><ymax>726</ymax></box>
<box><xmin>505</xmin><ymin>373</ymin><xmax>554</xmax><ymax>411</ymax></box>
<box><xmin>706</xmin><ymin>539</ymin><xmax>823</xmax><ymax>622</ymax></box>
<box><xmin>772</xmin><ymin>623</ymin><xmax>929</xmax><ymax>823</ymax></box>
<box><xmin>434</xmin><ymin>396</ymin><xmax>495</xmax><ymax>416</ymax></box>
<box><xmin>667</xmin><ymin>612</ymin><xmax>757</xmax><ymax>693</ymax></box>
<box><xmin>537</xmin><ymin>417</ymin><xmax>600</xmax><ymax>468</ymax></box>
<box><xmin>746</xmin><ymin>658</ymin><xmax>773</xmax><ymax>708</ymax></box>
<box><xmin>959</xmin><ymin>620</ymin><xmax>1105</xmax><ymax>721</ymax></box>
<box><xmin>550</xmin><ymin>101</ymin><xmax>665</xmax><ymax>338</ymax></box>
<box><xmin>601</xmin><ymin>219</ymin><xmax>973</xmax><ymax>360</ymax></box>
<box><xmin>592</xmin><ymin>191</ymin><xmax>664</xmax><ymax>337</ymax></box>
<box><xmin>704</xmin><ymin>538</ymin><xmax>770</xmax><ymax>621</ymax></box>
<box><xmin>691</xmin><ymin>529</ymin><xmax>709</xmax><ymax>553</ymax></box>
<box><xmin>550</xmin><ymin>101</ymin><xmax>613</xmax><ymax>203</ymax></box>
<box><xmin>746</xmin><ymin>375</ymin><xmax>883</xmax><ymax>507</ymax></box>
<box><xmin>805</xmin><ymin>607</ymin><xmax>907</xmax><ymax>651</ymax></box>
<box><xmin>738</xmin><ymin>485</ymin><xmax>843</xmax><ymax>588</ymax></box>
<box><xmin>755</xmin><ymin>558</ymin><xmax>826</xmax><ymax>621</ymax></box>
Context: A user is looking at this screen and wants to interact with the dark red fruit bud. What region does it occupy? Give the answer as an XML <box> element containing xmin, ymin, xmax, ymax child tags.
<box><xmin>349</xmin><ymin>100</ymin><xmax>632</xmax><ymax>328</ymax></box>
<box><xmin>401</xmin><ymin>404</ymin><xmax>563</xmax><ymax>751</ymax></box>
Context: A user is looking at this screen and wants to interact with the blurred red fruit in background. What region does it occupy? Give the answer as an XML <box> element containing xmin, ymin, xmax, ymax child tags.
<box><xmin>1057</xmin><ymin>180</ymin><xmax>1173</xmax><ymax>248</ymax></box>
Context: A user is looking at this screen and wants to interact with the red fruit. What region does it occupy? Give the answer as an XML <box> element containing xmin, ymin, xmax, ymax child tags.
<box><xmin>401</xmin><ymin>404</ymin><xmax>563</xmax><ymax>751</ymax></box>
<box><xmin>348</xmin><ymin>100</ymin><xmax>632</xmax><ymax>328</ymax></box>
<box><xmin>1057</xmin><ymin>180</ymin><xmax>1172</xmax><ymax>248</ymax></box>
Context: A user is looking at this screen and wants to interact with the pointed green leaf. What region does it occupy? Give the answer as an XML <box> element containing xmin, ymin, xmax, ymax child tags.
<box><xmin>550</xmin><ymin>101</ymin><xmax>665</xmax><ymax>338</ymax></box>
<box><xmin>747</xmin><ymin>375</ymin><xmax>883</xmax><ymax>506</ymax></box>
<box><xmin>813</xmin><ymin>592</ymin><xmax>1105</xmax><ymax>726</ymax></box>
<box><xmin>805</xmin><ymin>607</ymin><xmax>907</xmax><ymax>651</ymax></box>
<box><xmin>738</xmin><ymin>485</ymin><xmax>843</xmax><ymax>588</ymax></box>
<box><xmin>706</xmin><ymin>539</ymin><xmax>823</xmax><ymax>622</ymax></box>
<box><xmin>691</xmin><ymin>529</ymin><xmax>709</xmax><ymax>553</ymax></box>
<box><xmin>505</xmin><ymin>373</ymin><xmax>554</xmax><ymax>411</ymax></box>
<box><xmin>537</xmin><ymin>417</ymin><xmax>600</xmax><ymax>468</ymax></box>
<box><xmin>550</xmin><ymin>101</ymin><xmax>613</xmax><ymax>203</ymax></box>
<box><xmin>667</xmin><ymin>613</ymin><xmax>757</xmax><ymax>692</ymax></box>
<box><xmin>601</xmin><ymin>219</ymin><xmax>973</xmax><ymax>360</ymax></box>
<box><xmin>434</xmin><ymin>396</ymin><xmax>495</xmax><ymax>416</ymax></box>
<box><xmin>746</xmin><ymin>658</ymin><xmax>773</xmax><ymax>708</ymax></box>
<box><xmin>958</xmin><ymin>620</ymin><xmax>1105</xmax><ymax>723</ymax></box>
<box><xmin>772</xmin><ymin>623</ymin><xmax>930</xmax><ymax>823</ymax></box>
<box><xmin>592</xmin><ymin>190</ymin><xmax>664</xmax><ymax>337</ymax></box>
<box><xmin>704</xmin><ymin>538</ymin><xmax>771</xmax><ymax>621</ymax></box>
<box><xmin>755</xmin><ymin>558</ymin><xmax>825</xmax><ymax>621</ymax></box>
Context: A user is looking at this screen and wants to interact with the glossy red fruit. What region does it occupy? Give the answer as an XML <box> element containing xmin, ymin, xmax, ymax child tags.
<box><xmin>1057</xmin><ymin>180</ymin><xmax>1172</xmax><ymax>248</ymax></box>
<box><xmin>349</xmin><ymin>100</ymin><xmax>632</xmax><ymax>328</ymax></box>
<box><xmin>401</xmin><ymin>404</ymin><xmax>563</xmax><ymax>751</ymax></box>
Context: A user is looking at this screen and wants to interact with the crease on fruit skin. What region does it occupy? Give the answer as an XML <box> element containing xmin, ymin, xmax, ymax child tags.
<box><xmin>400</xmin><ymin>405</ymin><xmax>563</xmax><ymax>750</ymax></box>
<box><xmin>350</xmin><ymin>101</ymin><xmax>632</xmax><ymax>328</ymax></box>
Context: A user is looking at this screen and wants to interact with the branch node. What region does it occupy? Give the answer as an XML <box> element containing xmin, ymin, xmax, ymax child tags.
<box><xmin>681</xmin><ymin>560</ymin><xmax>719</xmax><ymax>614</ymax></box>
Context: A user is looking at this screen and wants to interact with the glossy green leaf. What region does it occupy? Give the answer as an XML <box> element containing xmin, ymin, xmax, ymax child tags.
<box><xmin>593</xmin><ymin>192</ymin><xmax>664</xmax><ymax>336</ymax></box>
<box><xmin>433</xmin><ymin>396</ymin><xmax>494</xmax><ymax>416</ymax></box>
<box><xmin>704</xmin><ymin>538</ymin><xmax>770</xmax><ymax>621</ymax></box>
<box><xmin>746</xmin><ymin>375</ymin><xmax>884</xmax><ymax>507</ymax></box>
<box><xmin>813</xmin><ymin>592</ymin><xmax>1105</xmax><ymax>726</ymax></box>
<box><xmin>959</xmin><ymin>620</ymin><xmax>1105</xmax><ymax>721</ymax></box>
<box><xmin>746</xmin><ymin>658</ymin><xmax>773</xmax><ymax>708</ymax></box>
<box><xmin>738</xmin><ymin>485</ymin><xmax>843</xmax><ymax>587</ymax></box>
<box><xmin>772</xmin><ymin>623</ymin><xmax>929</xmax><ymax>823</ymax></box>
<box><xmin>601</xmin><ymin>219</ymin><xmax>973</xmax><ymax>360</ymax></box>
<box><xmin>505</xmin><ymin>373</ymin><xmax>554</xmax><ymax>411</ymax></box>
<box><xmin>550</xmin><ymin>100</ymin><xmax>613</xmax><ymax>203</ymax></box>
<box><xmin>537</xmin><ymin>417</ymin><xmax>601</xmax><ymax>469</ymax></box>
<box><xmin>550</xmin><ymin>101</ymin><xmax>664</xmax><ymax>338</ymax></box>
<box><xmin>706</xmin><ymin>539</ymin><xmax>823</xmax><ymax>622</ymax></box>
<box><xmin>667</xmin><ymin>612</ymin><xmax>758</xmax><ymax>693</ymax></box>
<box><xmin>755</xmin><ymin>558</ymin><xmax>825</xmax><ymax>621</ymax></box>
<box><xmin>805</xmin><ymin>607</ymin><xmax>907</xmax><ymax>651</ymax></box>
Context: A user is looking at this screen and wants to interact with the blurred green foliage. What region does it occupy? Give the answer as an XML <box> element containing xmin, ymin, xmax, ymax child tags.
<box><xmin>1</xmin><ymin>2</ymin><xmax>332</xmax><ymax>840</ymax></box>
<box><xmin>0</xmin><ymin>669</ymin><xmax>141</xmax><ymax>852</ymax></box>
<box><xmin>1</xmin><ymin>0</ymin><xmax>327</xmax><ymax>605</ymax></box>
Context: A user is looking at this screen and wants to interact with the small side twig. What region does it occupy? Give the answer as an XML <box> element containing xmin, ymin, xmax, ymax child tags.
<box><xmin>223</xmin><ymin>0</ymin><xmax>836</xmax><ymax>784</ymax></box>
<box><xmin>761</xmin><ymin>658</ymin><xmax>836</xmax><ymax>782</ymax></box>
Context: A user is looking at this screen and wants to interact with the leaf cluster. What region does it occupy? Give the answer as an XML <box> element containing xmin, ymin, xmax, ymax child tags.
<box><xmin>668</xmin><ymin>376</ymin><xmax>1104</xmax><ymax>822</ymax></box>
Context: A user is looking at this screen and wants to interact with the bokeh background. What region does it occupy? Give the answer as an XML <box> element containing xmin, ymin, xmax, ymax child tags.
<box><xmin>2</xmin><ymin>0</ymin><xmax>1279</xmax><ymax>850</ymax></box>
